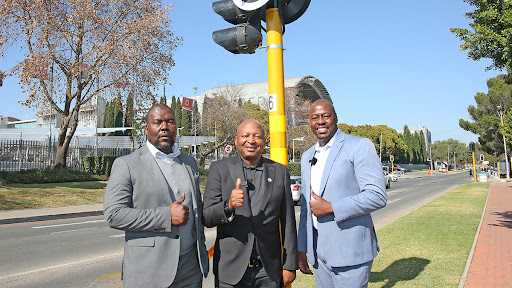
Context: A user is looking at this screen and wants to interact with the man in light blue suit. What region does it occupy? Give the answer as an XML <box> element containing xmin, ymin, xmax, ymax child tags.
<box><xmin>298</xmin><ymin>100</ymin><xmax>387</xmax><ymax>287</ymax></box>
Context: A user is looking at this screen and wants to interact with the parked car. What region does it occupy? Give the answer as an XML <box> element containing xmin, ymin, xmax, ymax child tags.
<box><xmin>290</xmin><ymin>176</ymin><xmax>302</xmax><ymax>205</ymax></box>
<box><xmin>387</xmin><ymin>171</ymin><xmax>398</xmax><ymax>182</ymax></box>
<box><xmin>383</xmin><ymin>171</ymin><xmax>391</xmax><ymax>189</ymax></box>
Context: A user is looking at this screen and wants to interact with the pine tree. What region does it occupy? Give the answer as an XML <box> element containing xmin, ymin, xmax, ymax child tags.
<box><xmin>160</xmin><ymin>95</ymin><xmax>167</xmax><ymax>105</ymax></box>
<box><xmin>175</xmin><ymin>98</ymin><xmax>182</xmax><ymax>129</ymax></box>
<box><xmin>171</xmin><ymin>95</ymin><xmax>177</xmax><ymax>113</ymax></box>
<box><xmin>125</xmin><ymin>92</ymin><xmax>134</xmax><ymax>136</ymax></box>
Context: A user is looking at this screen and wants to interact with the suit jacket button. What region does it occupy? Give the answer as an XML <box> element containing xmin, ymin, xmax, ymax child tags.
<box><xmin>174</xmin><ymin>235</ymin><xmax>179</xmax><ymax>239</ymax></box>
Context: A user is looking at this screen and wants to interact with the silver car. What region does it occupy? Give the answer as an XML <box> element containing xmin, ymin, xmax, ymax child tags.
<box><xmin>290</xmin><ymin>176</ymin><xmax>302</xmax><ymax>205</ymax></box>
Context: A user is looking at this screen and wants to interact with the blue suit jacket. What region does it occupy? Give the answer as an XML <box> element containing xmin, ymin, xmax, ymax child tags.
<box><xmin>298</xmin><ymin>129</ymin><xmax>387</xmax><ymax>268</ymax></box>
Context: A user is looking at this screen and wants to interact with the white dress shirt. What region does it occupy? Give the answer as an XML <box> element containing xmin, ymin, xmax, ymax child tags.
<box><xmin>146</xmin><ymin>140</ymin><xmax>181</xmax><ymax>163</ymax></box>
<box><xmin>310</xmin><ymin>129</ymin><xmax>339</xmax><ymax>230</ymax></box>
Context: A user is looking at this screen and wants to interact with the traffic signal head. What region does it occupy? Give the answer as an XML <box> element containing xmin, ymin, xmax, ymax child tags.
<box><xmin>212</xmin><ymin>0</ymin><xmax>264</xmax><ymax>54</ymax></box>
<box><xmin>212</xmin><ymin>21</ymin><xmax>262</xmax><ymax>54</ymax></box>
<box><xmin>480</xmin><ymin>154</ymin><xmax>485</xmax><ymax>161</ymax></box>
<box><xmin>469</xmin><ymin>142</ymin><xmax>476</xmax><ymax>152</ymax></box>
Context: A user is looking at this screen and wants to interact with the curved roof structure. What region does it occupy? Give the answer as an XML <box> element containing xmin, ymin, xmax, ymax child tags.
<box><xmin>192</xmin><ymin>75</ymin><xmax>331</xmax><ymax>113</ymax></box>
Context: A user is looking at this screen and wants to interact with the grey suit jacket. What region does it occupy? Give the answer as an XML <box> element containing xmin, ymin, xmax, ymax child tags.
<box><xmin>298</xmin><ymin>129</ymin><xmax>387</xmax><ymax>268</ymax></box>
<box><xmin>203</xmin><ymin>156</ymin><xmax>298</xmax><ymax>285</ymax></box>
<box><xmin>103</xmin><ymin>145</ymin><xmax>209</xmax><ymax>288</ymax></box>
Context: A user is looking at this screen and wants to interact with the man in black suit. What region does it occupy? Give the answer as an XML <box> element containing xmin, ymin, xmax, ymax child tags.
<box><xmin>203</xmin><ymin>119</ymin><xmax>298</xmax><ymax>288</ymax></box>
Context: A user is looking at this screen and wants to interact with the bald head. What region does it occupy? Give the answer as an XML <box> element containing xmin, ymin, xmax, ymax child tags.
<box><xmin>235</xmin><ymin>119</ymin><xmax>266</xmax><ymax>166</ymax></box>
<box><xmin>145</xmin><ymin>103</ymin><xmax>177</xmax><ymax>154</ymax></box>
<box><xmin>146</xmin><ymin>104</ymin><xmax>174</xmax><ymax>124</ymax></box>
<box><xmin>309</xmin><ymin>99</ymin><xmax>338</xmax><ymax>146</ymax></box>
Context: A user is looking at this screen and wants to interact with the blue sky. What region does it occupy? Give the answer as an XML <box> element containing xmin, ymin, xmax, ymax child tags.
<box><xmin>0</xmin><ymin>0</ymin><xmax>502</xmax><ymax>144</ymax></box>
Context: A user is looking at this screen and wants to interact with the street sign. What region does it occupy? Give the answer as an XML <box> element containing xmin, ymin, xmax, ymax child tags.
<box><xmin>224</xmin><ymin>144</ymin><xmax>233</xmax><ymax>154</ymax></box>
<box><xmin>268</xmin><ymin>93</ymin><xmax>277</xmax><ymax>112</ymax></box>
<box><xmin>181</xmin><ymin>97</ymin><xmax>195</xmax><ymax>111</ymax></box>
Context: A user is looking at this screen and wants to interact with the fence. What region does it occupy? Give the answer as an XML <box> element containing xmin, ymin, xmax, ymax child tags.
<box><xmin>0</xmin><ymin>139</ymin><xmax>133</xmax><ymax>172</ymax></box>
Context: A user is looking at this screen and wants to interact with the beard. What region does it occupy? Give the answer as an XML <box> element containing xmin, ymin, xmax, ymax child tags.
<box><xmin>152</xmin><ymin>137</ymin><xmax>174</xmax><ymax>153</ymax></box>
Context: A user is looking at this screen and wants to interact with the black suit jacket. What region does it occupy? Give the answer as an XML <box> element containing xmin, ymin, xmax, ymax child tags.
<box><xmin>203</xmin><ymin>156</ymin><xmax>298</xmax><ymax>285</ymax></box>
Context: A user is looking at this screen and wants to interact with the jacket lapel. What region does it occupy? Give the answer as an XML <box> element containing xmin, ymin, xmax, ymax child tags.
<box><xmin>139</xmin><ymin>145</ymin><xmax>173</xmax><ymax>204</ymax></box>
<box><xmin>303</xmin><ymin>147</ymin><xmax>315</xmax><ymax>202</ymax></box>
<box><xmin>257</xmin><ymin>159</ymin><xmax>275</xmax><ymax>216</ymax></box>
<box><xmin>227</xmin><ymin>157</ymin><xmax>252</xmax><ymax>217</ymax></box>
<box><xmin>178</xmin><ymin>154</ymin><xmax>198</xmax><ymax>212</ymax></box>
<box><xmin>319</xmin><ymin>130</ymin><xmax>345</xmax><ymax>197</ymax></box>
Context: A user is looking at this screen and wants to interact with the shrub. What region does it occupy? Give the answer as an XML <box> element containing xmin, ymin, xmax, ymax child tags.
<box><xmin>82</xmin><ymin>156</ymin><xmax>118</xmax><ymax>176</ymax></box>
<box><xmin>288</xmin><ymin>162</ymin><xmax>301</xmax><ymax>176</ymax></box>
<box><xmin>0</xmin><ymin>168</ymin><xmax>97</xmax><ymax>184</ymax></box>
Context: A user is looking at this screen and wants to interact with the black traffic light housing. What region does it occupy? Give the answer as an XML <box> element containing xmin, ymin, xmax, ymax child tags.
<box><xmin>212</xmin><ymin>0</ymin><xmax>264</xmax><ymax>54</ymax></box>
<box><xmin>469</xmin><ymin>142</ymin><xmax>476</xmax><ymax>152</ymax></box>
<box><xmin>212</xmin><ymin>0</ymin><xmax>311</xmax><ymax>54</ymax></box>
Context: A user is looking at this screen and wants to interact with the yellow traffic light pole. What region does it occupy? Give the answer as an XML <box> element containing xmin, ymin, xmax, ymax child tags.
<box><xmin>472</xmin><ymin>152</ymin><xmax>477</xmax><ymax>183</ymax></box>
<box><xmin>266</xmin><ymin>7</ymin><xmax>288</xmax><ymax>167</ymax></box>
<box><xmin>266</xmin><ymin>7</ymin><xmax>292</xmax><ymax>288</ymax></box>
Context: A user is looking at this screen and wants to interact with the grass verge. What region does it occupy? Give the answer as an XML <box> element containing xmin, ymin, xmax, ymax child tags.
<box><xmin>0</xmin><ymin>181</ymin><xmax>107</xmax><ymax>210</ymax></box>
<box><xmin>293</xmin><ymin>183</ymin><xmax>489</xmax><ymax>288</ymax></box>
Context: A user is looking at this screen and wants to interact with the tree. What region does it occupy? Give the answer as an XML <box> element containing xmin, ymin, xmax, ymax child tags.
<box><xmin>337</xmin><ymin>124</ymin><xmax>407</xmax><ymax>163</ymax></box>
<box><xmin>160</xmin><ymin>95</ymin><xmax>167</xmax><ymax>105</ymax></box>
<box><xmin>0</xmin><ymin>70</ymin><xmax>4</xmax><ymax>87</ymax></box>
<box><xmin>459</xmin><ymin>75</ymin><xmax>512</xmax><ymax>154</ymax></box>
<box><xmin>174</xmin><ymin>98</ymin><xmax>182</xmax><ymax>129</ymax></box>
<box><xmin>0</xmin><ymin>0</ymin><xmax>181</xmax><ymax>167</ymax></box>
<box><xmin>451</xmin><ymin>1</ymin><xmax>512</xmax><ymax>80</ymax></box>
<box><xmin>125</xmin><ymin>92</ymin><xmax>134</xmax><ymax>140</ymax></box>
<box><xmin>431</xmin><ymin>139</ymin><xmax>471</xmax><ymax>166</ymax></box>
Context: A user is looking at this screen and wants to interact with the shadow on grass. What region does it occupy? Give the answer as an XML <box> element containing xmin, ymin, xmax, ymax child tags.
<box><xmin>370</xmin><ymin>257</ymin><xmax>430</xmax><ymax>288</ymax></box>
<box><xmin>8</xmin><ymin>181</ymin><xmax>107</xmax><ymax>189</ymax></box>
<box><xmin>491</xmin><ymin>211</ymin><xmax>512</xmax><ymax>228</ymax></box>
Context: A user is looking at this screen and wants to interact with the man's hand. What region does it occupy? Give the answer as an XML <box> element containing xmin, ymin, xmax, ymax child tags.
<box><xmin>229</xmin><ymin>178</ymin><xmax>244</xmax><ymax>209</ymax></box>
<box><xmin>298</xmin><ymin>252</ymin><xmax>313</xmax><ymax>274</ymax></box>
<box><xmin>171</xmin><ymin>194</ymin><xmax>189</xmax><ymax>226</ymax></box>
<box><xmin>310</xmin><ymin>190</ymin><xmax>333</xmax><ymax>218</ymax></box>
<box><xmin>282</xmin><ymin>270</ymin><xmax>296</xmax><ymax>285</ymax></box>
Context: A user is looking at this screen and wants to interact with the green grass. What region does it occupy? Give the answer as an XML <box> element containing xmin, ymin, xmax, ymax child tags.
<box><xmin>0</xmin><ymin>181</ymin><xmax>107</xmax><ymax>210</ymax></box>
<box><xmin>0</xmin><ymin>176</ymin><xmax>210</xmax><ymax>210</ymax></box>
<box><xmin>294</xmin><ymin>183</ymin><xmax>489</xmax><ymax>288</ymax></box>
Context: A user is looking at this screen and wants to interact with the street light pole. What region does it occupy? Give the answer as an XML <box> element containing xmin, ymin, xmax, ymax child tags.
<box><xmin>453</xmin><ymin>151</ymin><xmax>457</xmax><ymax>171</ymax></box>
<box><xmin>497</xmin><ymin>105</ymin><xmax>510</xmax><ymax>180</ymax></box>
<box><xmin>379</xmin><ymin>131</ymin><xmax>384</xmax><ymax>163</ymax></box>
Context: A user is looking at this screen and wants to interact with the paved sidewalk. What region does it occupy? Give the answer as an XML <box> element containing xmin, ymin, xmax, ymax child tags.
<box><xmin>0</xmin><ymin>203</ymin><xmax>103</xmax><ymax>224</ymax></box>
<box><xmin>463</xmin><ymin>182</ymin><xmax>512</xmax><ymax>287</ymax></box>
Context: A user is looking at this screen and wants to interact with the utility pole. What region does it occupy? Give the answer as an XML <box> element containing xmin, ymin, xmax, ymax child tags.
<box><xmin>497</xmin><ymin>106</ymin><xmax>510</xmax><ymax>180</ymax></box>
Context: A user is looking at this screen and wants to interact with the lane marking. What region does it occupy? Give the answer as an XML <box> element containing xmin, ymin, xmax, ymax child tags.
<box><xmin>32</xmin><ymin>219</ymin><xmax>105</xmax><ymax>229</ymax></box>
<box><xmin>109</xmin><ymin>234</ymin><xmax>125</xmax><ymax>238</ymax></box>
<box><xmin>51</xmin><ymin>227</ymin><xmax>96</xmax><ymax>234</ymax></box>
<box><xmin>387</xmin><ymin>199</ymin><xmax>400</xmax><ymax>204</ymax></box>
<box><xmin>0</xmin><ymin>252</ymin><xmax>123</xmax><ymax>281</ymax></box>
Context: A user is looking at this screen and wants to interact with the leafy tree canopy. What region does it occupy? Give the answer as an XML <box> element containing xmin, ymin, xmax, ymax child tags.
<box><xmin>459</xmin><ymin>74</ymin><xmax>512</xmax><ymax>154</ymax></box>
<box><xmin>451</xmin><ymin>0</ymin><xmax>512</xmax><ymax>80</ymax></box>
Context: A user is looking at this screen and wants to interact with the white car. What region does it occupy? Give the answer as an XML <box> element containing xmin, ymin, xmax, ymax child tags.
<box><xmin>290</xmin><ymin>176</ymin><xmax>302</xmax><ymax>205</ymax></box>
<box><xmin>387</xmin><ymin>172</ymin><xmax>398</xmax><ymax>182</ymax></box>
<box><xmin>383</xmin><ymin>171</ymin><xmax>391</xmax><ymax>189</ymax></box>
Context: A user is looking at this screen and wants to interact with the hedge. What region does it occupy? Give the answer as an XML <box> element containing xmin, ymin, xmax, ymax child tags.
<box><xmin>0</xmin><ymin>168</ymin><xmax>97</xmax><ymax>184</ymax></box>
<box><xmin>82</xmin><ymin>156</ymin><xmax>118</xmax><ymax>176</ymax></box>
<box><xmin>288</xmin><ymin>162</ymin><xmax>301</xmax><ymax>176</ymax></box>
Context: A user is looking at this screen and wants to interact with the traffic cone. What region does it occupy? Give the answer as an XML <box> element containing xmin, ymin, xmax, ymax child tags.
<box><xmin>428</xmin><ymin>167</ymin><xmax>431</xmax><ymax>176</ymax></box>
<box><xmin>445</xmin><ymin>167</ymin><xmax>448</xmax><ymax>174</ymax></box>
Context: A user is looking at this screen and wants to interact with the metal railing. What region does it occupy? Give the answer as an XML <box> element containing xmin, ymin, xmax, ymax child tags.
<box><xmin>0</xmin><ymin>139</ymin><xmax>132</xmax><ymax>171</ymax></box>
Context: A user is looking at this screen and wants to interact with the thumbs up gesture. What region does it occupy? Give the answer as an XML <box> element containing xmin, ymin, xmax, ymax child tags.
<box><xmin>171</xmin><ymin>193</ymin><xmax>189</xmax><ymax>226</ymax></box>
<box><xmin>229</xmin><ymin>178</ymin><xmax>244</xmax><ymax>209</ymax></box>
<box><xmin>309</xmin><ymin>190</ymin><xmax>333</xmax><ymax>218</ymax></box>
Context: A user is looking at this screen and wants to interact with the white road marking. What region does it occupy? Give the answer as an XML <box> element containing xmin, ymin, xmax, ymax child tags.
<box><xmin>51</xmin><ymin>227</ymin><xmax>96</xmax><ymax>234</ymax></box>
<box><xmin>387</xmin><ymin>199</ymin><xmax>400</xmax><ymax>204</ymax></box>
<box><xmin>32</xmin><ymin>220</ymin><xmax>105</xmax><ymax>229</ymax></box>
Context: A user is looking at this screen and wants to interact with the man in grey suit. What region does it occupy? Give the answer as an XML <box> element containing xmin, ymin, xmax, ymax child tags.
<box><xmin>298</xmin><ymin>100</ymin><xmax>387</xmax><ymax>287</ymax></box>
<box><xmin>203</xmin><ymin>119</ymin><xmax>298</xmax><ymax>288</ymax></box>
<box><xmin>104</xmin><ymin>104</ymin><xmax>209</xmax><ymax>288</ymax></box>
